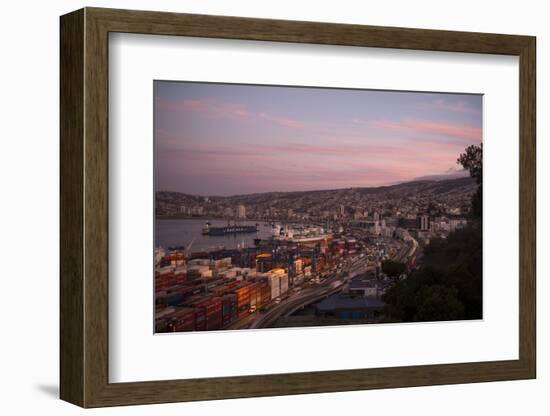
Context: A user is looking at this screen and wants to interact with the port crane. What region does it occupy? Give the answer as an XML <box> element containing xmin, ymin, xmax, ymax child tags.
<box><xmin>184</xmin><ymin>237</ymin><xmax>196</xmax><ymax>258</ymax></box>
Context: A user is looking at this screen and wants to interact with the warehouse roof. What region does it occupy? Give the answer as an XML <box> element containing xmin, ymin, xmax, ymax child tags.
<box><xmin>316</xmin><ymin>295</ymin><xmax>385</xmax><ymax>312</ymax></box>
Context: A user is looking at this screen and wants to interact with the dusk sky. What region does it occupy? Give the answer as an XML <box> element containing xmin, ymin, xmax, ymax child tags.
<box><xmin>154</xmin><ymin>81</ymin><xmax>482</xmax><ymax>196</ymax></box>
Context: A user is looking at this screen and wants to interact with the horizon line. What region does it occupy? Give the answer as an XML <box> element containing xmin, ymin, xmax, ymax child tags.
<box><xmin>156</xmin><ymin>173</ymin><xmax>472</xmax><ymax>199</ymax></box>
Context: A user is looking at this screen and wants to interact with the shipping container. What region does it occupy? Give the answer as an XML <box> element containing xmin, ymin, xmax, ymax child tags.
<box><xmin>260</xmin><ymin>286</ymin><xmax>271</xmax><ymax>305</ymax></box>
<box><xmin>205</xmin><ymin>312</ymin><xmax>222</xmax><ymax>331</ymax></box>
<box><xmin>162</xmin><ymin>307</ymin><xmax>197</xmax><ymax>332</ymax></box>
<box><xmin>194</xmin><ymin>308</ymin><xmax>206</xmax><ymax>331</ymax></box>
<box><xmin>236</xmin><ymin>295</ymin><xmax>250</xmax><ymax>310</ymax></box>
<box><xmin>248</xmin><ymin>282</ymin><xmax>262</xmax><ymax>311</ymax></box>
<box><xmin>155</xmin><ymin>307</ymin><xmax>176</xmax><ymax>319</ymax></box>
<box><xmin>155</xmin><ymin>318</ymin><xmax>168</xmax><ymax>333</ymax></box>
<box><xmin>174</xmin><ymin>272</ymin><xmax>187</xmax><ymax>284</ymax></box>
<box><xmin>221</xmin><ymin>293</ymin><xmax>237</xmax><ymax>310</ymax></box>
<box><xmin>188</xmin><ymin>258</ymin><xmax>210</xmax><ymax>267</ymax></box>
<box><xmin>156</xmin><ymin>266</ymin><xmax>175</xmax><ymax>276</ymax></box>
<box><xmin>163</xmin><ymin>291</ymin><xmax>186</xmax><ymax>306</ymax></box>
<box><xmin>186</xmin><ymin>297</ymin><xmax>223</xmax><ymax>332</ymax></box>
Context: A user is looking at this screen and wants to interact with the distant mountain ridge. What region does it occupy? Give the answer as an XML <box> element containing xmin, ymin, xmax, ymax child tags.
<box><xmin>157</xmin><ymin>176</ymin><xmax>476</xmax><ymax>203</ymax></box>
<box><xmin>412</xmin><ymin>169</ymin><xmax>469</xmax><ymax>182</ymax></box>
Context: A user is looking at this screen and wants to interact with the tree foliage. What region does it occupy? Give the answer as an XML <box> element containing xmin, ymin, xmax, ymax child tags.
<box><xmin>381</xmin><ymin>260</ymin><xmax>406</xmax><ymax>278</ymax></box>
<box><xmin>457</xmin><ymin>143</ymin><xmax>482</xmax><ymax>184</ymax></box>
<box><xmin>382</xmin><ymin>223</ymin><xmax>482</xmax><ymax>322</ymax></box>
<box><xmin>457</xmin><ymin>143</ymin><xmax>482</xmax><ymax>219</ymax></box>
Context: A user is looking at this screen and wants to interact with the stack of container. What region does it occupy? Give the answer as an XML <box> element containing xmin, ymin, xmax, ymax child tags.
<box><xmin>333</xmin><ymin>240</ymin><xmax>346</xmax><ymax>256</ymax></box>
<box><xmin>317</xmin><ymin>257</ymin><xmax>326</xmax><ymax>270</ymax></box>
<box><xmin>194</xmin><ymin>306</ymin><xmax>206</xmax><ymax>331</ymax></box>
<box><xmin>156</xmin><ymin>306</ymin><xmax>175</xmax><ymax>319</ymax></box>
<box><xmin>188</xmin><ymin>258</ymin><xmax>210</xmax><ymax>266</ymax></box>
<box><xmin>346</xmin><ymin>238</ymin><xmax>357</xmax><ymax>255</ymax></box>
<box><xmin>259</xmin><ymin>281</ymin><xmax>271</xmax><ymax>306</ymax></box>
<box><xmin>168</xmin><ymin>307</ymin><xmax>197</xmax><ymax>332</ymax></box>
<box><xmin>173</xmin><ymin>266</ymin><xmax>187</xmax><ymax>284</ymax></box>
<box><xmin>235</xmin><ymin>283</ymin><xmax>251</xmax><ymax>319</ymax></box>
<box><xmin>155</xmin><ymin>318</ymin><xmax>168</xmax><ymax>333</ymax></box>
<box><xmin>203</xmin><ymin>277</ymin><xmax>225</xmax><ymax>292</ymax></box>
<box><xmin>221</xmin><ymin>294</ymin><xmax>237</xmax><ymax>327</ymax></box>
<box><xmin>189</xmin><ymin>298</ymin><xmax>223</xmax><ymax>331</ymax></box>
<box><xmin>210</xmin><ymin>280</ymin><xmax>240</xmax><ymax>297</ymax></box>
<box><xmin>187</xmin><ymin>264</ymin><xmax>212</xmax><ymax>280</ymax></box>
<box><xmin>155</xmin><ymin>306</ymin><xmax>176</xmax><ymax>333</ymax></box>
<box><xmin>167</xmin><ymin>251</ymin><xmax>185</xmax><ymax>266</ymax></box>
<box><xmin>158</xmin><ymin>283</ymin><xmax>203</xmax><ymax>307</ymax></box>
<box><xmin>162</xmin><ymin>290</ymin><xmax>187</xmax><ymax>307</ymax></box>
<box><xmin>217</xmin><ymin>268</ymin><xmax>238</xmax><ymax>279</ymax></box>
<box><xmin>280</xmin><ymin>273</ymin><xmax>289</xmax><ymax>295</ymax></box>
<box><xmin>267</xmin><ymin>274</ymin><xmax>280</xmax><ymax>300</ymax></box>
<box><xmin>206</xmin><ymin>299</ymin><xmax>223</xmax><ymax>331</ymax></box>
<box><xmin>155</xmin><ymin>272</ymin><xmax>176</xmax><ymax>292</ymax></box>
<box><xmin>212</xmin><ymin>257</ymin><xmax>232</xmax><ymax>269</ymax></box>
<box><xmin>248</xmin><ymin>282</ymin><xmax>261</xmax><ymax>311</ymax></box>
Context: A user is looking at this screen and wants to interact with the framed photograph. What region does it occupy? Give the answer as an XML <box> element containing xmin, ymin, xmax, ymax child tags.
<box><xmin>60</xmin><ymin>7</ymin><xmax>536</xmax><ymax>408</ymax></box>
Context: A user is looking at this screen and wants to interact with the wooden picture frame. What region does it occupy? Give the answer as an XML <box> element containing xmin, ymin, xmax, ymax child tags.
<box><xmin>60</xmin><ymin>7</ymin><xmax>536</xmax><ymax>408</ymax></box>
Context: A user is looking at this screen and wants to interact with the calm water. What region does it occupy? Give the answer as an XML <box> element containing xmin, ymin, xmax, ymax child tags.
<box><xmin>156</xmin><ymin>218</ymin><xmax>273</xmax><ymax>252</ymax></box>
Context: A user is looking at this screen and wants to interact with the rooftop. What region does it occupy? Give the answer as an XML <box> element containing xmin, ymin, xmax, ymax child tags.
<box><xmin>316</xmin><ymin>294</ymin><xmax>385</xmax><ymax>312</ymax></box>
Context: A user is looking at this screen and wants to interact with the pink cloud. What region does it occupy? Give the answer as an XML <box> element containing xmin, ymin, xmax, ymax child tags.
<box><xmin>156</xmin><ymin>123</ymin><xmax>473</xmax><ymax>193</ymax></box>
<box><xmin>262</xmin><ymin>139</ymin><xmax>468</xmax><ymax>163</ymax></box>
<box><xmin>155</xmin><ymin>96</ymin><xmax>309</xmax><ymax>130</ymax></box>
<box><xmin>157</xmin><ymin>131</ymin><xmax>467</xmax><ymax>170</ymax></box>
<box><xmin>157</xmin><ymin>144</ymin><xmax>276</xmax><ymax>164</ymax></box>
<box><xmin>258</xmin><ymin>112</ymin><xmax>308</xmax><ymax>129</ymax></box>
<box><xmin>428</xmin><ymin>98</ymin><xmax>480</xmax><ymax>114</ymax></box>
<box><xmin>155</xmin><ymin>97</ymin><xmax>250</xmax><ymax>120</ymax></box>
<box><xmin>369</xmin><ymin>118</ymin><xmax>482</xmax><ymax>141</ymax></box>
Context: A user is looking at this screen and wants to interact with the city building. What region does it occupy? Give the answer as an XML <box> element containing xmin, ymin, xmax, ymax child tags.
<box><xmin>316</xmin><ymin>295</ymin><xmax>385</xmax><ymax>320</ymax></box>
<box><xmin>237</xmin><ymin>204</ymin><xmax>246</xmax><ymax>219</ymax></box>
<box><xmin>224</xmin><ymin>207</ymin><xmax>234</xmax><ymax>217</ymax></box>
<box><xmin>420</xmin><ymin>214</ymin><xmax>430</xmax><ymax>231</ymax></box>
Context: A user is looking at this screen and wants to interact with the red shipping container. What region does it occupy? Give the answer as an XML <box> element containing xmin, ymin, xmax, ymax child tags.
<box><xmin>194</xmin><ymin>308</ymin><xmax>206</xmax><ymax>331</ymax></box>
<box><xmin>174</xmin><ymin>272</ymin><xmax>187</xmax><ymax>284</ymax></box>
<box><xmin>166</xmin><ymin>307</ymin><xmax>196</xmax><ymax>332</ymax></box>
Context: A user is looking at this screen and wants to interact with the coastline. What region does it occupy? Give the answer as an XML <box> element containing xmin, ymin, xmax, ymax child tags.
<box><xmin>155</xmin><ymin>216</ymin><xmax>312</xmax><ymax>224</ymax></box>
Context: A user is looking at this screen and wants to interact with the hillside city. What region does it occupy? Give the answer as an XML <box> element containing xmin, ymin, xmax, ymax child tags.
<box><xmin>155</xmin><ymin>176</ymin><xmax>477</xmax><ymax>333</ymax></box>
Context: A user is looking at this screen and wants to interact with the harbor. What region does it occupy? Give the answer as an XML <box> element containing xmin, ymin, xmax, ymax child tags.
<box><xmin>154</xmin><ymin>215</ymin><xmax>426</xmax><ymax>333</ymax></box>
<box><xmin>156</xmin><ymin>218</ymin><xmax>272</xmax><ymax>252</ymax></box>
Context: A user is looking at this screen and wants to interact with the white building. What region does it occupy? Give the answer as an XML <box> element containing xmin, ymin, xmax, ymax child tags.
<box><xmin>449</xmin><ymin>219</ymin><xmax>467</xmax><ymax>232</ymax></box>
<box><xmin>420</xmin><ymin>215</ymin><xmax>430</xmax><ymax>231</ymax></box>
<box><xmin>263</xmin><ymin>268</ymin><xmax>289</xmax><ymax>300</ymax></box>
<box><xmin>370</xmin><ymin>221</ymin><xmax>381</xmax><ymax>236</ymax></box>
<box><xmin>237</xmin><ymin>204</ymin><xmax>246</xmax><ymax>219</ymax></box>
<box><xmin>155</xmin><ymin>246</ymin><xmax>166</xmax><ymax>266</ymax></box>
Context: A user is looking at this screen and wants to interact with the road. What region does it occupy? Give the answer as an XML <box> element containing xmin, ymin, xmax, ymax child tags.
<box><xmin>249</xmin><ymin>255</ymin><xmax>371</xmax><ymax>329</ymax></box>
<box><xmin>391</xmin><ymin>237</ymin><xmax>419</xmax><ymax>264</ymax></box>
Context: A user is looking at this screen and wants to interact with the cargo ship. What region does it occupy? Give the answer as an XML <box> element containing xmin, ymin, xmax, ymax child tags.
<box><xmin>202</xmin><ymin>221</ymin><xmax>258</xmax><ymax>236</ymax></box>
